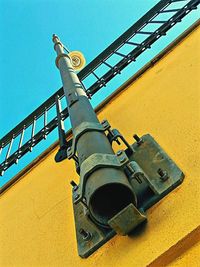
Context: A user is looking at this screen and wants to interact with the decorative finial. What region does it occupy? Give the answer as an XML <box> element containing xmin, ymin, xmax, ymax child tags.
<box><xmin>52</xmin><ymin>34</ymin><xmax>59</xmax><ymax>42</ymax></box>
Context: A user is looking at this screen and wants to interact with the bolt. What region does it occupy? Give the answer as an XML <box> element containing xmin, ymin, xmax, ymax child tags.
<box><xmin>117</xmin><ymin>150</ymin><xmax>122</xmax><ymax>156</ymax></box>
<box><xmin>133</xmin><ymin>134</ymin><xmax>143</xmax><ymax>145</ymax></box>
<box><xmin>80</xmin><ymin>197</ymin><xmax>88</xmax><ymax>208</ymax></box>
<box><xmin>74</xmin><ymin>194</ymin><xmax>79</xmax><ymax>200</ymax></box>
<box><xmin>120</xmin><ymin>156</ymin><xmax>126</xmax><ymax>163</ymax></box>
<box><xmin>79</xmin><ymin>228</ymin><xmax>92</xmax><ymax>241</ymax></box>
<box><xmin>157</xmin><ymin>168</ymin><xmax>169</xmax><ymax>181</ymax></box>
<box><xmin>82</xmin><ymin>197</ymin><xmax>87</xmax><ymax>203</ymax></box>
<box><xmin>70</xmin><ymin>180</ymin><xmax>78</xmax><ymax>191</ymax></box>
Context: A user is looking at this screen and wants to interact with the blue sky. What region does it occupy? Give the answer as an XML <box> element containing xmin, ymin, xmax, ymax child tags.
<box><xmin>0</xmin><ymin>0</ymin><xmax>199</xmax><ymax>186</ymax></box>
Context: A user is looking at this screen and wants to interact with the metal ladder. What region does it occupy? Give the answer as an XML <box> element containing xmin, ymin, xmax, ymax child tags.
<box><xmin>0</xmin><ymin>0</ymin><xmax>199</xmax><ymax>177</ymax></box>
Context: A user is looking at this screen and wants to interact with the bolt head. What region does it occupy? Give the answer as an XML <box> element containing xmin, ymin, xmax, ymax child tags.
<box><xmin>158</xmin><ymin>168</ymin><xmax>169</xmax><ymax>181</ymax></box>
<box><xmin>74</xmin><ymin>194</ymin><xmax>79</xmax><ymax>200</ymax></box>
<box><xmin>79</xmin><ymin>229</ymin><xmax>92</xmax><ymax>241</ymax></box>
<box><xmin>120</xmin><ymin>156</ymin><xmax>126</xmax><ymax>163</ymax></box>
<box><xmin>73</xmin><ymin>186</ymin><xmax>78</xmax><ymax>192</ymax></box>
<box><xmin>82</xmin><ymin>197</ymin><xmax>87</xmax><ymax>203</ymax></box>
<box><xmin>117</xmin><ymin>150</ymin><xmax>122</xmax><ymax>156</ymax></box>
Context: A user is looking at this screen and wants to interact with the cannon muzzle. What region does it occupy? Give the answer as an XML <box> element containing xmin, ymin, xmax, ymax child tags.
<box><xmin>84</xmin><ymin>167</ymin><xmax>136</xmax><ymax>227</ymax></box>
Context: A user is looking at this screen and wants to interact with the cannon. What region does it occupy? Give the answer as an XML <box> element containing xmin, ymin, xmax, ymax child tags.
<box><xmin>52</xmin><ymin>34</ymin><xmax>184</xmax><ymax>258</ymax></box>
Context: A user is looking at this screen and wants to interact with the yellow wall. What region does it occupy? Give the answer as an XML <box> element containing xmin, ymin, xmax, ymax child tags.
<box><xmin>170</xmin><ymin>240</ymin><xmax>200</xmax><ymax>267</ymax></box>
<box><xmin>0</xmin><ymin>26</ymin><xmax>200</xmax><ymax>267</ymax></box>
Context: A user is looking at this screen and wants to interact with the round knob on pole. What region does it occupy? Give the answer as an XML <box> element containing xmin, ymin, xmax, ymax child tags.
<box><xmin>69</xmin><ymin>51</ymin><xmax>86</xmax><ymax>71</ymax></box>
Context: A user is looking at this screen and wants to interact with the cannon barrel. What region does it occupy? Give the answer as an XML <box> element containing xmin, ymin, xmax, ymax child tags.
<box><xmin>52</xmin><ymin>34</ymin><xmax>136</xmax><ymax>227</ymax></box>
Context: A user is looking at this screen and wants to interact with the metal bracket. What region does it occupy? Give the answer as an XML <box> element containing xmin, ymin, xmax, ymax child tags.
<box><xmin>72</xmin><ymin>200</ymin><xmax>115</xmax><ymax>258</ymax></box>
<box><xmin>72</xmin><ymin>133</ymin><xmax>184</xmax><ymax>258</ymax></box>
<box><xmin>129</xmin><ymin>134</ymin><xmax>184</xmax><ymax>210</ymax></box>
<box><xmin>107</xmin><ymin>128</ymin><xmax>134</xmax><ymax>154</ymax></box>
<box><xmin>55</xmin><ymin>146</ymin><xmax>68</xmax><ymax>162</ymax></box>
<box><xmin>108</xmin><ymin>203</ymin><xmax>147</xmax><ymax>235</ymax></box>
<box><xmin>67</xmin><ymin>120</ymin><xmax>111</xmax><ymax>160</ymax></box>
<box><xmin>74</xmin><ymin>151</ymin><xmax>129</xmax><ymax>204</ymax></box>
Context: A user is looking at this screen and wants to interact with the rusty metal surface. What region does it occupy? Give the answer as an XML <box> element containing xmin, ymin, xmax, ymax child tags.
<box><xmin>72</xmin><ymin>198</ymin><xmax>115</xmax><ymax>258</ymax></box>
<box><xmin>72</xmin><ymin>133</ymin><xmax>184</xmax><ymax>258</ymax></box>
<box><xmin>130</xmin><ymin>134</ymin><xmax>184</xmax><ymax>210</ymax></box>
<box><xmin>75</xmin><ymin>151</ymin><xmax>131</xmax><ymax>204</ymax></box>
<box><xmin>108</xmin><ymin>204</ymin><xmax>147</xmax><ymax>235</ymax></box>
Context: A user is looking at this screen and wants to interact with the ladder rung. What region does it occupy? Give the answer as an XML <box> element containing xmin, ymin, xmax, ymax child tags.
<box><xmin>18</xmin><ymin>127</ymin><xmax>25</xmax><ymax>151</ymax></box>
<box><xmin>91</xmin><ymin>71</ymin><xmax>101</xmax><ymax>81</ymax></box>
<box><xmin>160</xmin><ymin>9</ymin><xmax>181</xmax><ymax>13</ymax></box>
<box><xmin>102</xmin><ymin>61</ymin><xmax>114</xmax><ymax>69</ymax></box>
<box><xmin>31</xmin><ymin>117</ymin><xmax>36</xmax><ymax>140</ymax></box>
<box><xmin>44</xmin><ymin>108</ymin><xmax>48</xmax><ymax>139</ymax></box>
<box><xmin>170</xmin><ymin>0</ymin><xmax>187</xmax><ymax>2</ymax></box>
<box><xmin>114</xmin><ymin>51</ymin><xmax>127</xmax><ymax>58</ymax></box>
<box><xmin>14</xmin><ymin>127</ymin><xmax>25</xmax><ymax>163</ymax></box>
<box><xmin>5</xmin><ymin>136</ymin><xmax>14</xmax><ymax>160</ymax></box>
<box><xmin>148</xmin><ymin>21</ymin><xmax>167</xmax><ymax>24</ymax></box>
<box><xmin>136</xmin><ymin>31</ymin><xmax>153</xmax><ymax>35</ymax></box>
<box><xmin>126</xmin><ymin>41</ymin><xmax>142</xmax><ymax>46</ymax></box>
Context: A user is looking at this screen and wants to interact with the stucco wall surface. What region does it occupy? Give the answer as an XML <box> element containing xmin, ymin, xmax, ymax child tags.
<box><xmin>0</xmin><ymin>26</ymin><xmax>199</xmax><ymax>267</ymax></box>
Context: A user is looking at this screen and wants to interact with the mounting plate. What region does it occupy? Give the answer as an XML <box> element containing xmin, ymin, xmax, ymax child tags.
<box><xmin>130</xmin><ymin>134</ymin><xmax>184</xmax><ymax>210</ymax></box>
<box><xmin>72</xmin><ymin>200</ymin><xmax>115</xmax><ymax>258</ymax></box>
<box><xmin>72</xmin><ymin>134</ymin><xmax>184</xmax><ymax>258</ymax></box>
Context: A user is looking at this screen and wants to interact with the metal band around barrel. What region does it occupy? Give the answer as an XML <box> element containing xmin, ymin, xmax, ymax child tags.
<box><xmin>54</xmin><ymin>41</ymin><xmax>63</xmax><ymax>51</ymax></box>
<box><xmin>55</xmin><ymin>53</ymin><xmax>70</xmax><ymax>68</ymax></box>
<box><xmin>67</xmin><ymin>122</ymin><xmax>106</xmax><ymax>159</ymax></box>
<box><xmin>74</xmin><ymin>151</ymin><xmax>129</xmax><ymax>204</ymax></box>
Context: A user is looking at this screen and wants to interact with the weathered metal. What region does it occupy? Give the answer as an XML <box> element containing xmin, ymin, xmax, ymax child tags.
<box><xmin>108</xmin><ymin>204</ymin><xmax>147</xmax><ymax>235</ymax></box>
<box><xmin>71</xmin><ymin>130</ymin><xmax>184</xmax><ymax>258</ymax></box>
<box><xmin>52</xmin><ymin>35</ymin><xmax>136</xmax><ymax>230</ymax></box>
<box><xmin>52</xmin><ymin>33</ymin><xmax>184</xmax><ymax>258</ymax></box>
<box><xmin>1</xmin><ymin>21</ymin><xmax>199</xmax><ymax>266</ymax></box>
<box><xmin>55</xmin><ymin>95</ymin><xmax>68</xmax><ymax>162</ymax></box>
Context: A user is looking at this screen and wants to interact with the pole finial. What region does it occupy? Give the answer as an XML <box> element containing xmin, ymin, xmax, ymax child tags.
<box><xmin>52</xmin><ymin>34</ymin><xmax>59</xmax><ymax>42</ymax></box>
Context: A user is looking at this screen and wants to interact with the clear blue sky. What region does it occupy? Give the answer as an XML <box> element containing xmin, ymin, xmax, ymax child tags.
<box><xmin>0</xmin><ymin>0</ymin><xmax>199</xmax><ymax>185</ymax></box>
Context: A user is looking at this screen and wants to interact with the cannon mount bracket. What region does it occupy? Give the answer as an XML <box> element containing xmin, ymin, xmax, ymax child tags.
<box><xmin>72</xmin><ymin>132</ymin><xmax>184</xmax><ymax>258</ymax></box>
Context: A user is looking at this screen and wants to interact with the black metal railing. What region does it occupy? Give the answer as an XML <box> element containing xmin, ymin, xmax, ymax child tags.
<box><xmin>0</xmin><ymin>0</ymin><xmax>199</xmax><ymax>176</ymax></box>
